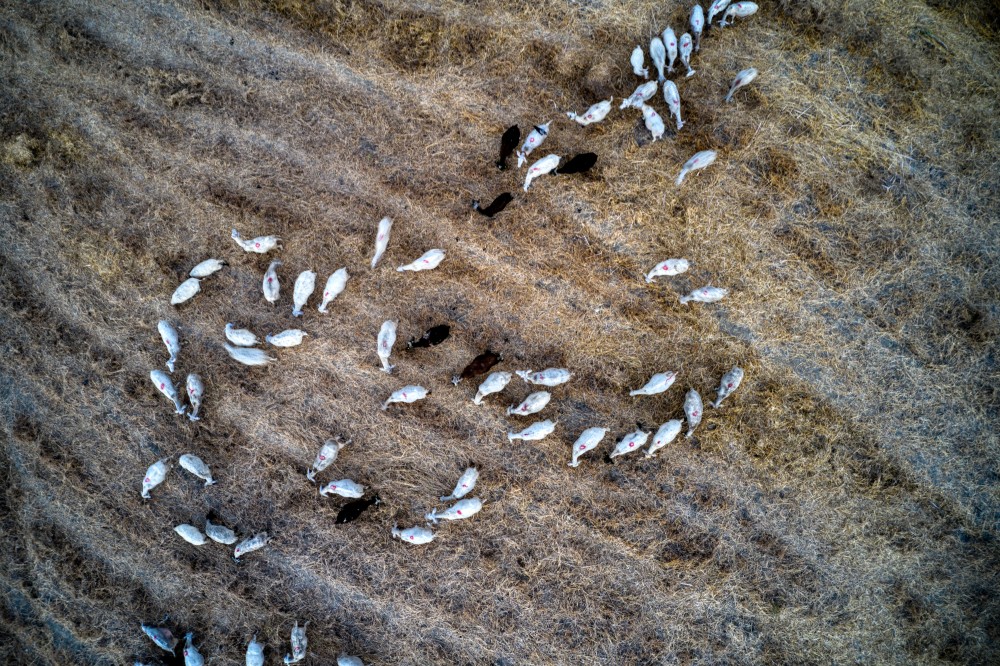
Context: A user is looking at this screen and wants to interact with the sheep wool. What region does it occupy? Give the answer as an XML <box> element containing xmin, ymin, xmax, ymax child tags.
<box><xmin>507</xmin><ymin>391</ymin><xmax>551</xmax><ymax>416</ymax></box>
<box><xmin>263</xmin><ymin>259</ymin><xmax>282</xmax><ymax>305</ymax></box>
<box><xmin>319</xmin><ymin>479</ymin><xmax>365</xmax><ymax>499</ymax></box>
<box><xmin>246</xmin><ymin>636</ymin><xmax>265</xmax><ymax>666</ymax></box>
<box><xmin>292</xmin><ymin>270</ymin><xmax>316</xmax><ymax>317</ymax></box>
<box><xmin>516</xmin><ymin>368</ymin><xmax>572</xmax><ymax>387</ymax></box>
<box><xmin>645</xmin><ymin>420</ymin><xmax>683</xmax><ymax>458</ymax></box>
<box><xmin>684</xmin><ymin>389</ymin><xmax>704</xmax><ymax>438</ymax></box>
<box><xmin>171</xmin><ymin>278</ymin><xmax>201</xmax><ymax>306</ymax></box>
<box><xmin>318</xmin><ymin>268</ymin><xmax>349</xmax><ymax>313</ymax></box>
<box><xmin>680</xmin><ymin>286</ymin><xmax>728</xmax><ymax>305</ymax></box>
<box><xmin>392</xmin><ymin>523</ymin><xmax>435</xmax><ymax>545</ymax></box>
<box><xmin>508</xmin><ymin>419</ymin><xmax>556</xmax><ymax>442</ymax></box>
<box><xmin>189</xmin><ymin>258</ymin><xmax>226</xmax><ymax>278</ymax></box>
<box><xmin>307</xmin><ymin>437</ymin><xmax>349</xmax><ymax>482</ymax></box>
<box><xmin>225</xmin><ymin>323</ymin><xmax>259</xmax><ymax>347</ymax></box>
<box><xmin>441</xmin><ymin>467</ymin><xmax>479</xmax><ymax>501</ymax></box>
<box><xmin>205</xmin><ymin>519</ymin><xmax>238</xmax><ymax>545</ymax></box>
<box><xmin>183</xmin><ymin>633</ymin><xmax>205</xmax><ymax>666</ymax></box>
<box><xmin>234</xmin><ymin>532</ymin><xmax>270</xmax><ymax>560</ymax></box>
<box><xmin>175</xmin><ymin>524</ymin><xmax>208</xmax><ymax>545</ymax></box>
<box><xmin>397</xmin><ymin>249</ymin><xmax>446</xmax><ymax>272</ymax></box>
<box><xmin>142</xmin><ymin>624</ymin><xmax>179</xmax><ymax>654</ymax></box>
<box><xmin>371</xmin><ymin>216</ymin><xmax>393</xmax><ymax>268</ymax></box>
<box><xmin>150</xmin><ymin>369</ymin><xmax>186</xmax><ymax>415</ymax></box>
<box><xmin>178</xmin><ymin>453</ymin><xmax>216</xmax><ymax>486</ymax></box>
<box><xmin>283</xmin><ymin>621</ymin><xmax>308</xmax><ymax>664</ymax></box>
<box><xmin>265</xmin><ymin>329</ymin><xmax>308</xmax><ymax>348</ymax></box>
<box><xmin>629</xmin><ymin>371</ymin><xmax>678</xmax><ymax>396</ymax></box>
<box><xmin>474</xmin><ymin>371</ymin><xmax>512</xmax><ymax>405</ymax></box>
<box><xmin>157</xmin><ymin>320</ymin><xmax>180</xmax><ymax>373</ymax></box>
<box><xmin>231</xmin><ymin>228</ymin><xmax>280</xmax><ymax>253</ymax></box>
<box><xmin>712</xmin><ymin>366</ymin><xmax>745</xmax><ymax>408</ymax></box>
<box><xmin>645</xmin><ymin>258</ymin><xmax>690</xmax><ymax>283</ymax></box>
<box><xmin>569</xmin><ymin>427</ymin><xmax>608</xmax><ymax>467</ymax></box>
<box><xmin>141</xmin><ymin>458</ymin><xmax>170</xmax><ymax>499</ymax></box>
<box><xmin>185</xmin><ymin>374</ymin><xmax>204</xmax><ymax>421</ymax></box>
<box><xmin>224</xmin><ymin>344</ymin><xmax>276</xmax><ymax>367</ymax></box>
<box><xmin>425</xmin><ymin>497</ymin><xmax>483</xmax><ymax>524</ymax></box>
<box><xmin>609</xmin><ymin>429</ymin><xmax>650</xmax><ymax>459</ymax></box>
<box><xmin>381</xmin><ymin>385</ymin><xmax>430</xmax><ymax>410</ymax></box>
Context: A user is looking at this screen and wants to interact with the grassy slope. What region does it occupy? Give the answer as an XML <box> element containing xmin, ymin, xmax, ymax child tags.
<box><xmin>0</xmin><ymin>0</ymin><xmax>998</xmax><ymax>663</ymax></box>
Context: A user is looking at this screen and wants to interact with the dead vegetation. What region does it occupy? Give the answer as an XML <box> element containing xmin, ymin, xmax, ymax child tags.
<box><xmin>0</xmin><ymin>0</ymin><xmax>998</xmax><ymax>663</ymax></box>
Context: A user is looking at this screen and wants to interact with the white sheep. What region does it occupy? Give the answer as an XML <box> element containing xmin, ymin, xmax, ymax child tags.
<box><xmin>307</xmin><ymin>437</ymin><xmax>349</xmax><ymax>482</ymax></box>
<box><xmin>516</xmin><ymin>122</ymin><xmax>551</xmax><ymax>168</ymax></box>
<box><xmin>720</xmin><ymin>1</ymin><xmax>758</xmax><ymax>27</ymax></box>
<box><xmin>179</xmin><ymin>453</ymin><xmax>216</xmax><ymax>486</ymax></box>
<box><xmin>506</xmin><ymin>391</ymin><xmax>551</xmax><ymax>416</ymax></box>
<box><xmin>630</xmin><ymin>46</ymin><xmax>648</xmax><ymax>78</ymax></box>
<box><xmin>425</xmin><ymin>497</ymin><xmax>483</xmax><ymax>524</ymax></box>
<box><xmin>174</xmin><ymin>524</ymin><xmax>208</xmax><ymax>546</ymax></box>
<box><xmin>263</xmin><ymin>259</ymin><xmax>282</xmax><ymax>305</ymax></box>
<box><xmin>645</xmin><ymin>420</ymin><xmax>683</xmax><ymax>458</ymax></box>
<box><xmin>629</xmin><ymin>371</ymin><xmax>677</xmax><ymax>396</ymax></box>
<box><xmin>523</xmin><ymin>154</ymin><xmax>560</xmax><ymax>192</ymax></box>
<box><xmin>649</xmin><ymin>36</ymin><xmax>667</xmax><ymax>82</ymax></box>
<box><xmin>171</xmin><ymin>278</ymin><xmax>201</xmax><ymax>305</ymax></box>
<box><xmin>157</xmin><ymin>320</ymin><xmax>180</xmax><ymax>373</ymax></box>
<box><xmin>566</xmin><ymin>98</ymin><xmax>613</xmax><ymax>126</ymax></box>
<box><xmin>392</xmin><ymin>523</ymin><xmax>435</xmax><ymax>544</ymax></box>
<box><xmin>142</xmin><ymin>624</ymin><xmax>179</xmax><ymax>654</ymax></box>
<box><xmin>283</xmin><ymin>621</ymin><xmax>308</xmax><ymax>664</ymax></box>
<box><xmin>397</xmin><ymin>249</ymin><xmax>445</xmax><ymax>272</ymax></box>
<box><xmin>318</xmin><ymin>268</ymin><xmax>349</xmax><ymax>312</ymax></box>
<box><xmin>225</xmin><ymin>323</ymin><xmax>259</xmax><ymax>347</ymax></box>
<box><xmin>473</xmin><ymin>371</ymin><xmax>512</xmax><ymax>405</ymax></box>
<box><xmin>338</xmin><ymin>655</ymin><xmax>364</xmax><ymax>666</ymax></box>
<box><xmin>234</xmin><ymin>532</ymin><xmax>270</xmax><ymax>560</ymax></box>
<box><xmin>371</xmin><ymin>216</ymin><xmax>393</xmax><ymax>268</ymax></box>
<box><xmin>381</xmin><ymin>385</ymin><xmax>429</xmax><ymax>410</ymax></box>
<box><xmin>292</xmin><ymin>270</ymin><xmax>316</xmax><ymax>317</ymax></box>
<box><xmin>224</xmin><ymin>344</ymin><xmax>276</xmax><ymax>366</ymax></box>
<box><xmin>707</xmin><ymin>0</ymin><xmax>732</xmax><ymax>26</ymax></box>
<box><xmin>645</xmin><ymin>258</ymin><xmax>690</xmax><ymax>283</ymax></box>
<box><xmin>231</xmin><ymin>228</ymin><xmax>280</xmax><ymax>253</ymax></box>
<box><xmin>609</xmin><ymin>429</ymin><xmax>650</xmax><ymax>459</ymax></box>
<box><xmin>319</xmin><ymin>479</ymin><xmax>365</xmax><ymax>499</ymax></box>
<box><xmin>663</xmin><ymin>80</ymin><xmax>684</xmax><ymax>131</ymax></box>
<box><xmin>150</xmin><ymin>370</ymin><xmax>186</xmax><ymax>414</ymax></box>
<box><xmin>440</xmin><ymin>467</ymin><xmax>479</xmax><ymax>501</ymax></box>
<box><xmin>516</xmin><ymin>368</ymin><xmax>572</xmax><ymax>387</ymax></box>
<box><xmin>712</xmin><ymin>366</ymin><xmax>744</xmax><ymax>408</ymax></box>
<box><xmin>684</xmin><ymin>388</ymin><xmax>704</xmax><ymax>437</ymax></box>
<box><xmin>377</xmin><ymin>320</ymin><xmax>397</xmax><ymax>373</ymax></box>
<box><xmin>679</xmin><ymin>33</ymin><xmax>695</xmax><ymax>77</ymax></box>
<box><xmin>266</xmin><ymin>329</ymin><xmax>308</xmax><ymax>347</ymax></box>
<box><xmin>508</xmin><ymin>419</ymin><xmax>556</xmax><ymax>442</ymax></box>
<box><xmin>620</xmin><ymin>81</ymin><xmax>657</xmax><ymax>109</ymax></box>
<box><xmin>680</xmin><ymin>286</ymin><xmax>728</xmax><ymax>305</ymax></box>
<box><xmin>675</xmin><ymin>150</ymin><xmax>717</xmax><ymax>186</ymax></box>
<box><xmin>690</xmin><ymin>5</ymin><xmax>705</xmax><ymax>51</ymax></box>
<box><xmin>725</xmin><ymin>67</ymin><xmax>758</xmax><ymax>102</ymax></box>
<box><xmin>205</xmin><ymin>519</ymin><xmax>238</xmax><ymax>545</ymax></box>
<box><xmin>662</xmin><ymin>27</ymin><xmax>678</xmax><ymax>73</ymax></box>
<box><xmin>141</xmin><ymin>458</ymin><xmax>170</xmax><ymax>499</ymax></box>
<box><xmin>185</xmin><ymin>374</ymin><xmax>204</xmax><ymax>421</ymax></box>
<box><xmin>246</xmin><ymin>636</ymin><xmax>265</xmax><ymax>666</ymax></box>
<box><xmin>641</xmin><ymin>103</ymin><xmax>665</xmax><ymax>142</ymax></box>
<box><xmin>189</xmin><ymin>258</ymin><xmax>226</xmax><ymax>278</ymax></box>
<box><xmin>183</xmin><ymin>633</ymin><xmax>204</xmax><ymax>666</ymax></box>
<box><xmin>569</xmin><ymin>427</ymin><xmax>607</xmax><ymax>467</ymax></box>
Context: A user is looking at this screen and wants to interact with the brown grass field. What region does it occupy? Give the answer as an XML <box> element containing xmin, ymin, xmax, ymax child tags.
<box><xmin>1</xmin><ymin>0</ymin><xmax>999</xmax><ymax>663</ymax></box>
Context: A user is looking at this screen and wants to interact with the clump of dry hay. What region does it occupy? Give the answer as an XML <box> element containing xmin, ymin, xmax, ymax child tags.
<box><xmin>1</xmin><ymin>0</ymin><xmax>998</xmax><ymax>664</ymax></box>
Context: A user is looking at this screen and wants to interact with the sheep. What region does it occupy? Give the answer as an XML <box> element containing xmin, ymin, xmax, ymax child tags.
<box><xmin>246</xmin><ymin>635</ymin><xmax>266</xmax><ymax>666</ymax></box>
<box><xmin>679</xmin><ymin>33</ymin><xmax>695</xmax><ymax>77</ymax></box>
<box><xmin>523</xmin><ymin>154</ymin><xmax>560</xmax><ymax>192</ymax></box>
<box><xmin>381</xmin><ymin>385</ymin><xmax>430</xmax><ymax>410</ymax></box>
<box><xmin>178</xmin><ymin>453</ymin><xmax>215</xmax><ymax>486</ymax></box>
<box><xmin>157</xmin><ymin>320</ymin><xmax>180</xmax><ymax>373</ymax></box>
<box><xmin>707</xmin><ymin>0</ymin><xmax>732</xmax><ymax>26</ymax></box>
<box><xmin>453</xmin><ymin>350</ymin><xmax>502</xmax><ymax>385</ymax></box>
<box><xmin>554</xmin><ymin>153</ymin><xmax>598</xmax><ymax>175</ymax></box>
<box><xmin>371</xmin><ymin>216</ymin><xmax>393</xmax><ymax>269</ymax></box>
<box><xmin>516</xmin><ymin>122</ymin><xmax>551</xmax><ymax>168</ymax></box>
<box><xmin>566</xmin><ymin>99</ymin><xmax>613</xmax><ymax>126</ymax></box>
<box><xmin>336</xmin><ymin>494</ymin><xmax>381</xmax><ymax>524</ymax></box>
<box><xmin>629</xmin><ymin>371</ymin><xmax>677</xmax><ymax>396</ymax></box>
<box><xmin>318</xmin><ymin>268</ymin><xmax>349</xmax><ymax>313</ymax></box>
<box><xmin>472</xmin><ymin>193</ymin><xmax>514</xmax><ymax>218</ymax></box>
<box><xmin>397</xmin><ymin>249</ymin><xmax>446</xmax><ymax>272</ymax></box>
<box><xmin>185</xmin><ymin>374</ymin><xmax>204</xmax><ymax>421</ymax></box>
<box><xmin>690</xmin><ymin>4</ymin><xmax>705</xmax><ymax>50</ymax></box>
<box><xmin>232</xmin><ymin>228</ymin><xmax>280</xmax><ymax>253</ymax></box>
<box><xmin>506</xmin><ymin>391</ymin><xmax>551</xmax><ymax>416</ymax></box>
<box><xmin>630</xmin><ymin>46</ymin><xmax>648</xmax><ymax>78</ymax></box>
<box><xmin>392</xmin><ymin>523</ymin><xmax>435</xmax><ymax>544</ymax></box>
<box><xmin>307</xmin><ymin>437</ymin><xmax>350</xmax><ymax>483</ymax></box>
<box><xmin>233</xmin><ymin>532</ymin><xmax>270</xmax><ymax>561</ymax></box>
<box><xmin>641</xmin><ymin>103</ymin><xmax>665</xmax><ymax>142</ymax></box>
<box><xmin>319</xmin><ymin>479</ymin><xmax>365</xmax><ymax>499</ymax></box>
<box><xmin>377</xmin><ymin>320</ymin><xmax>397</xmax><ymax>373</ymax></box>
<box><xmin>205</xmin><ymin>518</ymin><xmax>238</xmax><ymax>545</ymax></box>
<box><xmin>292</xmin><ymin>270</ymin><xmax>316</xmax><ymax>317</ymax></box>
<box><xmin>426</xmin><ymin>497</ymin><xmax>483</xmax><ymax>524</ymax></box>
<box><xmin>225</xmin><ymin>323</ymin><xmax>259</xmax><ymax>347</ymax></box>
<box><xmin>266</xmin><ymin>329</ymin><xmax>308</xmax><ymax>348</ymax></box>
<box><xmin>150</xmin><ymin>370</ymin><xmax>186</xmax><ymax>415</ymax></box>
<box><xmin>675</xmin><ymin>150</ymin><xmax>717</xmax><ymax>186</ymax></box>
<box><xmin>141</xmin><ymin>458</ymin><xmax>171</xmax><ymax>499</ymax></box>
<box><xmin>175</xmin><ymin>524</ymin><xmax>208</xmax><ymax>546</ymax></box>
<box><xmin>516</xmin><ymin>368</ymin><xmax>572</xmax><ymax>387</ymax></box>
<box><xmin>712</xmin><ymin>366</ymin><xmax>744</xmax><ymax>408</ymax></box>
<box><xmin>473</xmin><ymin>371</ymin><xmax>512</xmax><ymax>405</ymax></box>
<box><xmin>649</xmin><ymin>36</ymin><xmax>667</xmax><ymax>82</ymax></box>
<box><xmin>608</xmin><ymin>429</ymin><xmax>651</xmax><ymax>459</ymax></box>
<box><xmin>662</xmin><ymin>27</ymin><xmax>678</xmax><ymax>73</ymax></box>
<box><xmin>263</xmin><ymin>260</ymin><xmax>281</xmax><ymax>305</ymax></box>
<box><xmin>680</xmin><ymin>286</ymin><xmax>728</xmax><ymax>305</ymax></box>
<box><xmin>189</xmin><ymin>258</ymin><xmax>226</xmax><ymax>278</ymax></box>
<box><xmin>283</xmin><ymin>621</ymin><xmax>308</xmax><ymax>664</ymax></box>
<box><xmin>440</xmin><ymin>467</ymin><xmax>479</xmax><ymax>501</ymax></box>
<box><xmin>663</xmin><ymin>80</ymin><xmax>684</xmax><ymax>131</ymax></box>
<box><xmin>684</xmin><ymin>388</ymin><xmax>704</xmax><ymax>437</ymax></box>
<box><xmin>171</xmin><ymin>278</ymin><xmax>201</xmax><ymax>305</ymax></box>
<box><xmin>645</xmin><ymin>420</ymin><xmax>683</xmax><ymax>458</ymax></box>
<box><xmin>496</xmin><ymin>125</ymin><xmax>520</xmax><ymax>170</ymax></box>
<box><xmin>569</xmin><ymin>427</ymin><xmax>608</xmax><ymax>467</ymax></box>
<box><xmin>338</xmin><ymin>655</ymin><xmax>365</xmax><ymax>666</ymax></box>
<box><xmin>407</xmin><ymin>324</ymin><xmax>450</xmax><ymax>349</ymax></box>
<box><xmin>620</xmin><ymin>81</ymin><xmax>657</xmax><ymax>109</ymax></box>
<box><xmin>142</xmin><ymin>623</ymin><xmax>179</xmax><ymax>654</ymax></box>
<box><xmin>508</xmin><ymin>419</ymin><xmax>556</xmax><ymax>442</ymax></box>
<box><xmin>725</xmin><ymin>67</ymin><xmax>758</xmax><ymax>102</ymax></box>
<box><xmin>645</xmin><ymin>258</ymin><xmax>690</xmax><ymax>283</ymax></box>
<box><xmin>183</xmin><ymin>633</ymin><xmax>204</xmax><ymax>666</ymax></box>
<box><xmin>224</xmin><ymin>344</ymin><xmax>276</xmax><ymax>366</ymax></box>
<box><xmin>720</xmin><ymin>1</ymin><xmax>758</xmax><ymax>27</ymax></box>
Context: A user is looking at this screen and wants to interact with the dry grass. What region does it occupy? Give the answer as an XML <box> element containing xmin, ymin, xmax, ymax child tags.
<box><xmin>1</xmin><ymin>0</ymin><xmax>998</xmax><ymax>663</ymax></box>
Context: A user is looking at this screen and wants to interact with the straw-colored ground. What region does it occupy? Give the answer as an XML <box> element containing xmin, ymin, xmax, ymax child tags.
<box><xmin>1</xmin><ymin>0</ymin><xmax>998</xmax><ymax>663</ymax></box>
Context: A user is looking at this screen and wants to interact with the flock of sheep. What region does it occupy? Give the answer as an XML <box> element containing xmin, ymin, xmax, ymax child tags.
<box><xmin>135</xmin><ymin>1</ymin><xmax>758</xmax><ymax>663</ymax></box>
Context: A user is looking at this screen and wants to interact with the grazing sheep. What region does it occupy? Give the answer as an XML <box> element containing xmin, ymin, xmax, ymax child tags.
<box><xmin>554</xmin><ymin>153</ymin><xmax>598</xmax><ymax>175</ymax></box>
<box><xmin>233</xmin><ymin>532</ymin><xmax>270</xmax><ymax>561</ymax></box>
<box><xmin>569</xmin><ymin>427</ymin><xmax>608</xmax><ymax>467</ymax></box>
<box><xmin>725</xmin><ymin>67</ymin><xmax>758</xmax><ymax>102</ymax></box>
<box><xmin>178</xmin><ymin>453</ymin><xmax>215</xmax><ymax>486</ymax></box>
<box><xmin>496</xmin><ymin>125</ymin><xmax>520</xmax><ymax>170</ymax></box>
<box><xmin>507</xmin><ymin>391</ymin><xmax>551</xmax><ymax>416</ymax></box>
<box><xmin>707</xmin><ymin>0</ymin><xmax>732</xmax><ymax>26</ymax></box>
<box><xmin>663</xmin><ymin>80</ymin><xmax>684</xmax><ymax>131</ymax></box>
<box><xmin>381</xmin><ymin>385</ymin><xmax>430</xmax><ymax>410</ymax></box>
<box><xmin>307</xmin><ymin>438</ymin><xmax>350</xmax><ymax>482</ymax></box>
<box><xmin>283</xmin><ymin>621</ymin><xmax>308</xmax><ymax>664</ymax></box>
<box><xmin>205</xmin><ymin>518</ymin><xmax>238</xmax><ymax>544</ymax></box>
<box><xmin>453</xmin><ymin>350</ymin><xmax>502</xmax><ymax>385</ymax></box>
<box><xmin>319</xmin><ymin>479</ymin><xmax>365</xmax><ymax>499</ymax></box>
<box><xmin>516</xmin><ymin>368</ymin><xmax>572</xmax><ymax>387</ymax></box>
<box><xmin>645</xmin><ymin>420</ymin><xmax>683</xmax><ymax>458</ymax></box>
<box><xmin>224</xmin><ymin>344</ymin><xmax>276</xmax><ymax>366</ymax></box>
<box><xmin>338</xmin><ymin>655</ymin><xmax>365</xmax><ymax>666</ymax></box>
<box><xmin>566</xmin><ymin>99</ymin><xmax>613</xmax><ymax>126</ymax></box>
<box><xmin>225</xmin><ymin>323</ymin><xmax>259</xmax><ymax>347</ymax></box>
<box><xmin>426</xmin><ymin>497</ymin><xmax>483</xmax><ymax>524</ymax></box>
<box><xmin>336</xmin><ymin>494</ymin><xmax>381</xmax><ymax>524</ymax></box>
<box><xmin>684</xmin><ymin>389</ymin><xmax>704</xmax><ymax>437</ymax></box>
<box><xmin>663</xmin><ymin>27</ymin><xmax>678</xmax><ymax>73</ymax></box>
<box><xmin>649</xmin><ymin>36</ymin><xmax>666</xmax><ymax>82</ymax></box>
<box><xmin>680</xmin><ymin>286</ymin><xmax>728</xmax><ymax>305</ymax></box>
<box><xmin>630</xmin><ymin>46</ymin><xmax>648</xmax><ymax>78</ymax></box>
<box><xmin>185</xmin><ymin>374</ymin><xmax>204</xmax><ymax>421</ymax></box>
<box><xmin>440</xmin><ymin>467</ymin><xmax>479</xmax><ymax>501</ymax></box>
<box><xmin>263</xmin><ymin>259</ymin><xmax>281</xmax><ymax>305</ymax></box>
<box><xmin>318</xmin><ymin>268</ymin><xmax>349</xmax><ymax>313</ymax></box>
<box><xmin>371</xmin><ymin>216</ymin><xmax>393</xmax><ymax>269</ymax></box>
<box><xmin>690</xmin><ymin>4</ymin><xmax>705</xmax><ymax>50</ymax></box>
<box><xmin>516</xmin><ymin>122</ymin><xmax>551</xmax><ymax>168</ymax></box>
<box><xmin>645</xmin><ymin>258</ymin><xmax>690</xmax><ymax>283</ymax></box>
<box><xmin>720</xmin><ymin>1</ymin><xmax>758</xmax><ymax>27</ymax></box>
<box><xmin>232</xmin><ymin>228</ymin><xmax>280</xmax><ymax>253</ymax></box>
<box><xmin>392</xmin><ymin>523</ymin><xmax>435</xmax><ymax>544</ymax></box>
<box><xmin>641</xmin><ymin>103</ymin><xmax>665</xmax><ymax>141</ymax></box>
<box><xmin>175</xmin><ymin>524</ymin><xmax>208</xmax><ymax>545</ymax></box>
<box><xmin>150</xmin><ymin>369</ymin><xmax>186</xmax><ymax>415</ymax></box>
<box><xmin>620</xmin><ymin>81</ymin><xmax>657</xmax><ymax>109</ymax></box>
<box><xmin>142</xmin><ymin>624</ymin><xmax>179</xmax><ymax>654</ymax></box>
<box><xmin>523</xmin><ymin>154</ymin><xmax>560</xmax><ymax>192</ymax></box>
<box><xmin>474</xmin><ymin>371</ymin><xmax>512</xmax><ymax>404</ymax></box>
<box><xmin>141</xmin><ymin>458</ymin><xmax>171</xmax><ymax>499</ymax></box>
<box><xmin>246</xmin><ymin>636</ymin><xmax>265</xmax><ymax>666</ymax></box>
<box><xmin>292</xmin><ymin>270</ymin><xmax>316</xmax><ymax>317</ymax></box>
<box><xmin>408</xmin><ymin>324</ymin><xmax>450</xmax><ymax>349</ymax></box>
<box><xmin>676</xmin><ymin>150</ymin><xmax>717</xmax><ymax>186</ymax></box>
<box><xmin>183</xmin><ymin>632</ymin><xmax>205</xmax><ymax>666</ymax></box>
<box><xmin>171</xmin><ymin>278</ymin><xmax>201</xmax><ymax>305</ymax></box>
<box><xmin>189</xmin><ymin>258</ymin><xmax>226</xmax><ymax>278</ymax></box>
<box><xmin>472</xmin><ymin>193</ymin><xmax>514</xmax><ymax>218</ymax></box>
<box><xmin>680</xmin><ymin>33</ymin><xmax>695</xmax><ymax>77</ymax></box>
<box><xmin>609</xmin><ymin>429</ymin><xmax>651</xmax><ymax>459</ymax></box>
<box><xmin>157</xmin><ymin>320</ymin><xmax>180</xmax><ymax>373</ymax></box>
<box><xmin>712</xmin><ymin>366</ymin><xmax>744</xmax><ymax>408</ymax></box>
<box><xmin>266</xmin><ymin>329</ymin><xmax>308</xmax><ymax>347</ymax></box>
<box><xmin>397</xmin><ymin>249</ymin><xmax>446</xmax><ymax>272</ymax></box>
<box><xmin>508</xmin><ymin>419</ymin><xmax>556</xmax><ymax>442</ymax></box>
<box><xmin>629</xmin><ymin>371</ymin><xmax>678</xmax><ymax>396</ymax></box>
<box><xmin>377</xmin><ymin>320</ymin><xmax>397</xmax><ymax>373</ymax></box>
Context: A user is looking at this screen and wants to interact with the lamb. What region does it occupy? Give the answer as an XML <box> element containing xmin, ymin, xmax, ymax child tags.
<box><xmin>189</xmin><ymin>258</ymin><xmax>226</xmax><ymax>278</ymax></box>
<box><xmin>263</xmin><ymin>260</ymin><xmax>281</xmax><ymax>305</ymax></box>
<box><xmin>566</xmin><ymin>99</ymin><xmax>613</xmax><ymax>126</ymax></box>
<box><xmin>725</xmin><ymin>67</ymin><xmax>758</xmax><ymax>102</ymax></box>
<box><xmin>684</xmin><ymin>388</ymin><xmax>704</xmax><ymax>438</ymax></box>
<box><xmin>392</xmin><ymin>523</ymin><xmax>435</xmax><ymax>544</ymax></box>
<box><xmin>224</xmin><ymin>344</ymin><xmax>276</xmax><ymax>367</ymax></box>
<box><xmin>307</xmin><ymin>437</ymin><xmax>350</xmax><ymax>482</ymax></box>
<box><xmin>150</xmin><ymin>370</ymin><xmax>186</xmax><ymax>415</ymax></box>
<box><xmin>233</xmin><ymin>532</ymin><xmax>270</xmax><ymax>561</ymax></box>
<box><xmin>232</xmin><ymin>228</ymin><xmax>280</xmax><ymax>253</ymax></box>
<box><xmin>426</xmin><ymin>497</ymin><xmax>483</xmax><ymax>524</ymax></box>
<box><xmin>381</xmin><ymin>385</ymin><xmax>430</xmax><ymax>410</ymax></box>
<box><xmin>171</xmin><ymin>278</ymin><xmax>201</xmax><ymax>306</ymax></box>
<box><xmin>318</xmin><ymin>268</ymin><xmax>349</xmax><ymax>312</ymax></box>
<box><xmin>645</xmin><ymin>258</ymin><xmax>690</xmax><ymax>283</ymax></box>
<box><xmin>676</xmin><ymin>150</ymin><xmax>717</xmax><ymax>186</ymax></box>
<box><xmin>283</xmin><ymin>621</ymin><xmax>308</xmax><ymax>664</ymax></box>
<box><xmin>377</xmin><ymin>320</ymin><xmax>397</xmax><ymax>373</ymax></box>
<box><xmin>712</xmin><ymin>366</ymin><xmax>745</xmax><ymax>407</ymax></box>
<box><xmin>506</xmin><ymin>391</ymin><xmax>551</xmax><ymax>416</ymax></box>
<box><xmin>440</xmin><ymin>467</ymin><xmax>479</xmax><ymax>501</ymax></box>
<box><xmin>569</xmin><ymin>427</ymin><xmax>608</xmax><ymax>467</ymax></box>
<box><xmin>474</xmin><ymin>371</ymin><xmax>512</xmax><ymax>404</ymax></box>
<box><xmin>516</xmin><ymin>368</ymin><xmax>572</xmax><ymax>387</ymax></box>
<box><xmin>157</xmin><ymin>320</ymin><xmax>180</xmax><ymax>373</ymax></box>
<box><xmin>629</xmin><ymin>371</ymin><xmax>677</xmax><ymax>396</ymax></box>
<box><xmin>266</xmin><ymin>329</ymin><xmax>308</xmax><ymax>347</ymax></box>
<box><xmin>608</xmin><ymin>429</ymin><xmax>651</xmax><ymax>459</ymax></box>
<box><xmin>397</xmin><ymin>249</ymin><xmax>446</xmax><ymax>272</ymax></box>
<box><xmin>496</xmin><ymin>125</ymin><xmax>520</xmax><ymax>170</ymax></box>
<box><xmin>178</xmin><ymin>453</ymin><xmax>215</xmax><ymax>486</ymax></box>
<box><xmin>292</xmin><ymin>270</ymin><xmax>316</xmax><ymax>317</ymax></box>
<box><xmin>523</xmin><ymin>154</ymin><xmax>560</xmax><ymax>192</ymax></box>
<box><xmin>508</xmin><ymin>419</ymin><xmax>556</xmax><ymax>442</ymax></box>
<box><xmin>472</xmin><ymin>193</ymin><xmax>513</xmax><ymax>217</ymax></box>
<box><xmin>371</xmin><ymin>216</ymin><xmax>393</xmax><ymax>269</ymax></box>
<box><xmin>680</xmin><ymin>286</ymin><xmax>728</xmax><ymax>305</ymax></box>
<box><xmin>645</xmin><ymin>420</ymin><xmax>683</xmax><ymax>458</ymax></box>
<box><xmin>175</xmin><ymin>524</ymin><xmax>208</xmax><ymax>546</ymax></box>
<box><xmin>225</xmin><ymin>323</ymin><xmax>259</xmax><ymax>347</ymax></box>
<box><xmin>319</xmin><ymin>479</ymin><xmax>365</xmax><ymax>499</ymax></box>
<box><xmin>516</xmin><ymin>122</ymin><xmax>551</xmax><ymax>168</ymax></box>
<box><xmin>185</xmin><ymin>374</ymin><xmax>204</xmax><ymax>421</ymax></box>
<box><xmin>141</xmin><ymin>458</ymin><xmax>171</xmax><ymax>499</ymax></box>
